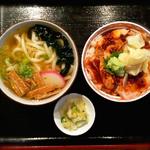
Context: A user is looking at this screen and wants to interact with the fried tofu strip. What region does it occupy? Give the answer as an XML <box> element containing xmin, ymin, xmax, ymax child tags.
<box><xmin>9</xmin><ymin>80</ymin><xmax>22</xmax><ymax>96</ymax></box>
<box><xmin>32</xmin><ymin>72</ymin><xmax>45</xmax><ymax>87</ymax></box>
<box><xmin>34</xmin><ymin>89</ymin><xmax>60</xmax><ymax>100</ymax></box>
<box><xmin>26</xmin><ymin>85</ymin><xmax>59</xmax><ymax>100</ymax></box>
<box><xmin>25</xmin><ymin>78</ymin><xmax>37</xmax><ymax>90</ymax></box>
<box><xmin>7</xmin><ymin>70</ymin><xmax>30</xmax><ymax>96</ymax></box>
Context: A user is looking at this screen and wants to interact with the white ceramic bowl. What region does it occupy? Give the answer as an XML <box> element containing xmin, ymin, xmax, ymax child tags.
<box><xmin>53</xmin><ymin>93</ymin><xmax>95</xmax><ymax>136</ymax></box>
<box><xmin>0</xmin><ymin>20</ymin><xmax>78</xmax><ymax>105</ymax></box>
<box><xmin>82</xmin><ymin>21</ymin><xmax>150</xmax><ymax>102</ymax></box>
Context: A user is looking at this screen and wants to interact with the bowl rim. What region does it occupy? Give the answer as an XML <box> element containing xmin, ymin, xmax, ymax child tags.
<box><xmin>81</xmin><ymin>21</ymin><xmax>150</xmax><ymax>102</ymax></box>
<box><xmin>53</xmin><ymin>93</ymin><xmax>96</xmax><ymax>136</ymax></box>
<box><xmin>0</xmin><ymin>19</ymin><xmax>79</xmax><ymax>105</ymax></box>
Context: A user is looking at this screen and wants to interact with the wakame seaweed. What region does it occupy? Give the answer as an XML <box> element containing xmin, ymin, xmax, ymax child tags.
<box><xmin>29</xmin><ymin>25</ymin><xmax>74</xmax><ymax>76</ymax></box>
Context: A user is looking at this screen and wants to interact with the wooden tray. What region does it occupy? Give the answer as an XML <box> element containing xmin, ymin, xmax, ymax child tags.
<box><xmin>0</xmin><ymin>4</ymin><xmax>150</xmax><ymax>146</ymax></box>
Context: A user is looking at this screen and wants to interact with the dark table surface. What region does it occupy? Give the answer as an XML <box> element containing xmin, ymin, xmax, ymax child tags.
<box><xmin>0</xmin><ymin>4</ymin><xmax>150</xmax><ymax>146</ymax></box>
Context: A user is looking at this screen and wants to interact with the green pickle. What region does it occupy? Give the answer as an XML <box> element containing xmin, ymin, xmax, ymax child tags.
<box><xmin>60</xmin><ymin>97</ymin><xmax>89</xmax><ymax>131</ymax></box>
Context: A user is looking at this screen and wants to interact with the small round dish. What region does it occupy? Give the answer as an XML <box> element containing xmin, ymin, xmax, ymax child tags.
<box><xmin>53</xmin><ymin>93</ymin><xmax>95</xmax><ymax>136</ymax></box>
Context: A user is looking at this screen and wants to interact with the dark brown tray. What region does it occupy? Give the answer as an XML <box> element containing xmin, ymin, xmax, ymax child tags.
<box><xmin>0</xmin><ymin>4</ymin><xmax>150</xmax><ymax>146</ymax></box>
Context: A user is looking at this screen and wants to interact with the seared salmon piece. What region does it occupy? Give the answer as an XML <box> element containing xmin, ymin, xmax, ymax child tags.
<box><xmin>111</xmin><ymin>29</ymin><xmax>129</xmax><ymax>39</ymax></box>
<box><xmin>7</xmin><ymin>70</ymin><xmax>30</xmax><ymax>96</ymax></box>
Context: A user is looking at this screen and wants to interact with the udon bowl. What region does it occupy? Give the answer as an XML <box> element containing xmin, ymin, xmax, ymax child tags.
<box><xmin>82</xmin><ymin>21</ymin><xmax>150</xmax><ymax>102</ymax></box>
<box><xmin>0</xmin><ymin>20</ymin><xmax>78</xmax><ymax>105</ymax></box>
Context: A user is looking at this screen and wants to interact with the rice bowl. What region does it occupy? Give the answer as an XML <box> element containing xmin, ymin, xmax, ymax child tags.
<box><xmin>82</xmin><ymin>21</ymin><xmax>150</xmax><ymax>102</ymax></box>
